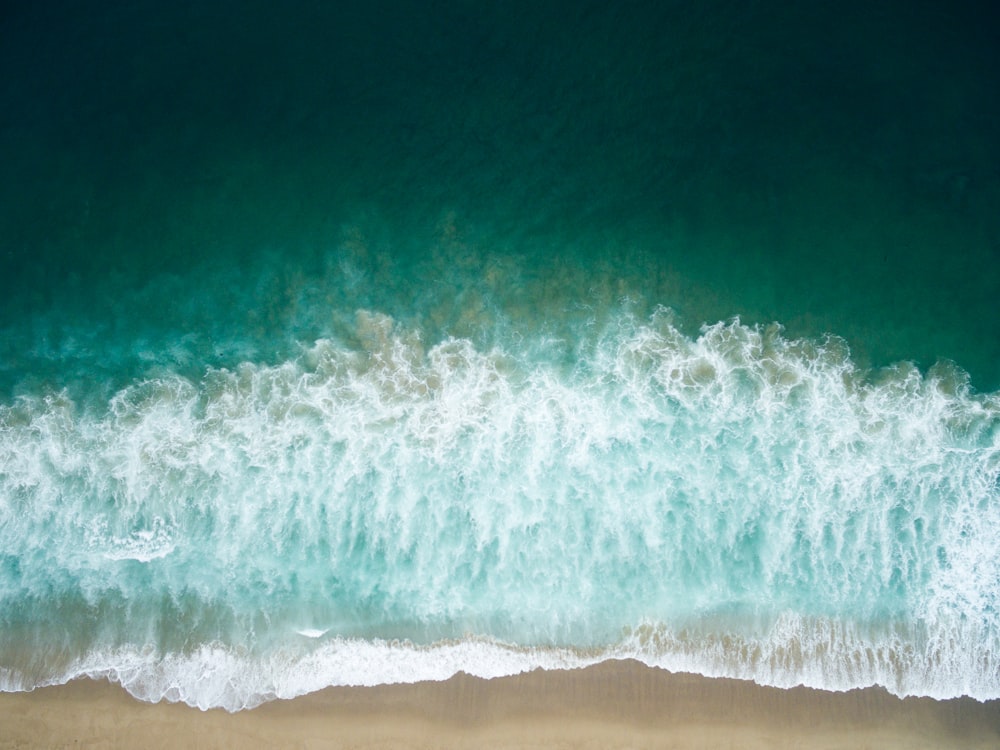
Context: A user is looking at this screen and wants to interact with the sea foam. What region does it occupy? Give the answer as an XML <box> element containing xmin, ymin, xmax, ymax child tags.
<box><xmin>1</xmin><ymin>307</ymin><xmax>998</xmax><ymax>709</ymax></box>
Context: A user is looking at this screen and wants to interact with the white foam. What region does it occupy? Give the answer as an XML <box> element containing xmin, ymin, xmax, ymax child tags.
<box><xmin>1</xmin><ymin>310</ymin><xmax>998</xmax><ymax>707</ymax></box>
<box><xmin>5</xmin><ymin>613</ymin><xmax>994</xmax><ymax>711</ymax></box>
<box><xmin>91</xmin><ymin>518</ymin><xmax>177</xmax><ymax>562</ymax></box>
<box><xmin>295</xmin><ymin>629</ymin><xmax>329</xmax><ymax>639</ymax></box>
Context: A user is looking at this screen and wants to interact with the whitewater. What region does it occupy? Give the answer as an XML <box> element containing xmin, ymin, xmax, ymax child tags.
<box><xmin>1</xmin><ymin>245</ymin><xmax>998</xmax><ymax>711</ymax></box>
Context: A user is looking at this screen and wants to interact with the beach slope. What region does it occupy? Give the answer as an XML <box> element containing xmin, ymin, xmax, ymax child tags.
<box><xmin>2</xmin><ymin>660</ymin><xmax>998</xmax><ymax>749</ymax></box>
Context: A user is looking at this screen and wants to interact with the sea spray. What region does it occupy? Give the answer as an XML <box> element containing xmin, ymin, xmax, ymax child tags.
<box><xmin>2</xmin><ymin>292</ymin><xmax>998</xmax><ymax>708</ymax></box>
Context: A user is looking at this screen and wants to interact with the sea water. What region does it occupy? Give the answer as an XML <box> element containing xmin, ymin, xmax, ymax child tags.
<box><xmin>1</xmin><ymin>0</ymin><xmax>999</xmax><ymax>710</ymax></box>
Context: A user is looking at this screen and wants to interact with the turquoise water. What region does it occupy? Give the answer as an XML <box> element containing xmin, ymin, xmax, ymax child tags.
<box><xmin>1</xmin><ymin>1</ymin><xmax>999</xmax><ymax>709</ymax></box>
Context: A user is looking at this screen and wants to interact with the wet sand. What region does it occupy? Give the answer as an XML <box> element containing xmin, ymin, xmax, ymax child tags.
<box><xmin>2</xmin><ymin>660</ymin><xmax>998</xmax><ymax>749</ymax></box>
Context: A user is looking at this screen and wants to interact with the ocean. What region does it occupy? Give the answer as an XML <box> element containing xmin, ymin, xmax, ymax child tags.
<box><xmin>1</xmin><ymin>0</ymin><xmax>999</xmax><ymax>710</ymax></box>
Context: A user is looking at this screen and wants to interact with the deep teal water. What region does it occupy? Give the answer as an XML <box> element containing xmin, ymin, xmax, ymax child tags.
<box><xmin>1</xmin><ymin>1</ymin><xmax>999</xmax><ymax>709</ymax></box>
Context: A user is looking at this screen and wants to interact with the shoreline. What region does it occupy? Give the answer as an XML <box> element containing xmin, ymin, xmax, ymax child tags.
<box><xmin>2</xmin><ymin>660</ymin><xmax>998</xmax><ymax>749</ymax></box>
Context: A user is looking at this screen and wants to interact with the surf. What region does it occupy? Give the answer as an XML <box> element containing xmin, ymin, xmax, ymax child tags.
<box><xmin>1</xmin><ymin>305</ymin><xmax>997</xmax><ymax>708</ymax></box>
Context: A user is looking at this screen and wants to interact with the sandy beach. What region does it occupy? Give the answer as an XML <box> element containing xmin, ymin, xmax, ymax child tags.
<box><xmin>2</xmin><ymin>660</ymin><xmax>998</xmax><ymax>749</ymax></box>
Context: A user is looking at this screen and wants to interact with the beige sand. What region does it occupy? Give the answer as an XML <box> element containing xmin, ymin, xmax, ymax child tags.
<box><xmin>1</xmin><ymin>660</ymin><xmax>998</xmax><ymax>749</ymax></box>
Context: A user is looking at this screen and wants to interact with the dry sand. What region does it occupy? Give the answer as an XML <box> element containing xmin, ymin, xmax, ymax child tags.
<box><xmin>1</xmin><ymin>660</ymin><xmax>998</xmax><ymax>749</ymax></box>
